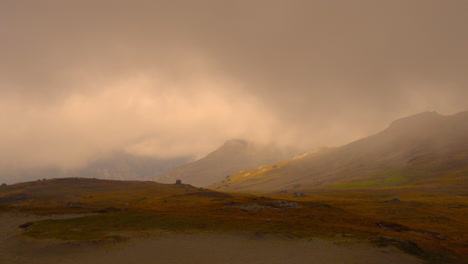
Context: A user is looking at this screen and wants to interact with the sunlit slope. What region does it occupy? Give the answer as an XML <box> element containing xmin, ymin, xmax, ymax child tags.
<box><xmin>155</xmin><ymin>139</ymin><xmax>297</xmax><ymax>187</ymax></box>
<box><xmin>211</xmin><ymin>111</ymin><xmax>468</xmax><ymax>192</ymax></box>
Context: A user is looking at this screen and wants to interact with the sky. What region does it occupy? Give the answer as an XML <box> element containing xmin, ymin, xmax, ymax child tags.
<box><xmin>1</xmin><ymin>0</ymin><xmax>467</xmax><ymax>172</ymax></box>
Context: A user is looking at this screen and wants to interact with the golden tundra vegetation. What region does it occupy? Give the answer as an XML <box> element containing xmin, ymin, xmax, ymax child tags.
<box><xmin>0</xmin><ymin>177</ymin><xmax>466</xmax><ymax>264</ymax></box>
<box><xmin>0</xmin><ymin>112</ymin><xmax>466</xmax><ymax>263</ymax></box>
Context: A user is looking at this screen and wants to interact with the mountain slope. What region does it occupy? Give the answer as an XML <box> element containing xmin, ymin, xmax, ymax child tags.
<box><xmin>155</xmin><ymin>139</ymin><xmax>298</xmax><ymax>187</ymax></box>
<box><xmin>210</xmin><ymin>111</ymin><xmax>468</xmax><ymax>192</ymax></box>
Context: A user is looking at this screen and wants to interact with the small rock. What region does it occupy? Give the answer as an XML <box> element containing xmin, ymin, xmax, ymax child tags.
<box><xmin>66</xmin><ymin>201</ymin><xmax>83</xmax><ymax>207</ymax></box>
<box><xmin>293</xmin><ymin>192</ymin><xmax>305</xmax><ymax>197</ymax></box>
<box><xmin>18</xmin><ymin>222</ymin><xmax>33</xmax><ymax>230</ymax></box>
<box><xmin>377</xmin><ymin>222</ymin><xmax>411</xmax><ymax>232</ymax></box>
<box><xmin>384</xmin><ymin>197</ymin><xmax>402</xmax><ymax>204</ymax></box>
<box><xmin>377</xmin><ymin>236</ymin><xmax>425</xmax><ymax>256</ymax></box>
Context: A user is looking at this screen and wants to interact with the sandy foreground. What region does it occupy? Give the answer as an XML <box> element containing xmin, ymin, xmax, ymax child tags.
<box><xmin>0</xmin><ymin>212</ymin><xmax>424</xmax><ymax>264</ymax></box>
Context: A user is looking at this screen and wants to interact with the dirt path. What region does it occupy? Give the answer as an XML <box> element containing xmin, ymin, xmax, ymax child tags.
<box><xmin>0</xmin><ymin>212</ymin><xmax>425</xmax><ymax>264</ymax></box>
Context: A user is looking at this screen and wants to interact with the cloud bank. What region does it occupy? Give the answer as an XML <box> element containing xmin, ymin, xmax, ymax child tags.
<box><xmin>0</xmin><ymin>0</ymin><xmax>467</xmax><ymax>173</ymax></box>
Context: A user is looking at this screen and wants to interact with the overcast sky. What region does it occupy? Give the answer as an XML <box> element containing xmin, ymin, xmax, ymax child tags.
<box><xmin>1</xmin><ymin>0</ymin><xmax>467</xmax><ymax>171</ymax></box>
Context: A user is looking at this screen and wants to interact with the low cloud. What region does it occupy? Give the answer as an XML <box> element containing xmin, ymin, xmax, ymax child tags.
<box><xmin>0</xmin><ymin>0</ymin><xmax>467</xmax><ymax>175</ymax></box>
<box><xmin>0</xmin><ymin>69</ymin><xmax>284</xmax><ymax>169</ymax></box>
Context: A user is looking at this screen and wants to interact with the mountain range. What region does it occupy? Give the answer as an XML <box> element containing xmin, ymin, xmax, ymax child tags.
<box><xmin>209</xmin><ymin>111</ymin><xmax>468</xmax><ymax>193</ymax></box>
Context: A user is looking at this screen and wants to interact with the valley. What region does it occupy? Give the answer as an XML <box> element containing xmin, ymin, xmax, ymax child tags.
<box><xmin>2</xmin><ymin>1</ymin><xmax>467</xmax><ymax>263</ymax></box>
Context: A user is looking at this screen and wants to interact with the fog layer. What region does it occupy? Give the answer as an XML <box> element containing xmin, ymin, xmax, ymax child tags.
<box><xmin>1</xmin><ymin>0</ymin><xmax>467</xmax><ymax>172</ymax></box>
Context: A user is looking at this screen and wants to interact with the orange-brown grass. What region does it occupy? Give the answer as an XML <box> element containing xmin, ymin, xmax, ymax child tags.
<box><xmin>1</xmin><ymin>178</ymin><xmax>466</xmax><ymax>263</ymax></box>
<box><xmin>267</xmin><ymin>187</ymin><xmax>467</xmax><ymax>264</ymax></box>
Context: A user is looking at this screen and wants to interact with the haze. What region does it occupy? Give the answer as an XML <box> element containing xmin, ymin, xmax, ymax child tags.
<box><xmin>1</xmin><ymin>0</ymin><xmax>467</xmax><ymax>175</ymax></box>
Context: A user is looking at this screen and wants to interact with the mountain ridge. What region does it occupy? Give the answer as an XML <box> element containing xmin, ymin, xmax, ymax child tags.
<box><xmin>210</xmin><ymin>111</ymin><xmax>468</xmax><ymax>192</ymax></box>
<box><xmin>155</xmin><ymin>139</ymin><xmax>299</xmax><ymax>186</ymax></box>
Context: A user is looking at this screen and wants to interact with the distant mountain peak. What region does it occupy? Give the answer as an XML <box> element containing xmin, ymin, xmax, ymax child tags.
<box><xmin>387</xmin><ymin>111</ymin><xmax>441</xmax><ymax>129</ymax></box>
<box><xmin>453</xmin><ymin>110</ymin><xmax>468</xmax><ymax>117</ymax></box>
<box><xmin>221</xmin><ymin>139</ymin><xmax>249</xmax><ymax>148</ymax></box>
<box><xmin>155</xmin><ymin>139</ymin><xmax>298</xmax><ymax>187</ymax></box>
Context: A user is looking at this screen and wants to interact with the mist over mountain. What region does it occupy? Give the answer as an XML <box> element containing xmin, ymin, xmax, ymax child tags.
<box><xmin>211</xmin><ymin>111</ymin><xmax>468</xmax><ymax>192</ymax></box>
<box><xmin>156</xmin><ymin>139</ymin><xmax>300</xmax><ymax>186</ymax></box>
<box><xmin>0</xmin><ymin>151</ymin><xmax>193</xmax><ymax>184</ymax></box>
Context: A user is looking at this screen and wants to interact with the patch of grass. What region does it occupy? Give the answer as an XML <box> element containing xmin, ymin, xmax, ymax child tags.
<box><xmin>334</xmin><ymin>181</ymin><xmax>379</xmax><ymax>188</ymax></box>
<box><xmin>334</xmin><ymin>176</ymin><xmax>406</xmax><ymax>188</ymax></box>
<box><xmin>22</xmin><ymin>212</ymin><xmax>285</xmax><ymax>241</ymax></box>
